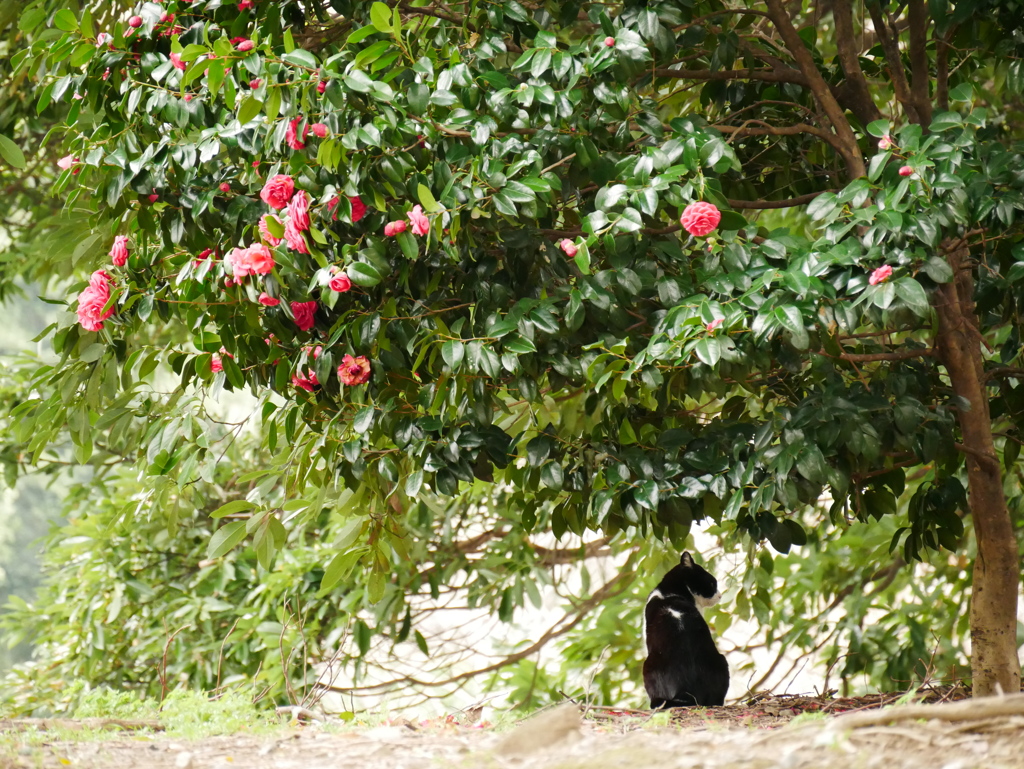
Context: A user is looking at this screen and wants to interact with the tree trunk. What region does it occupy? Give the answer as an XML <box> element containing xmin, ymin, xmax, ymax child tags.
<box><xmin>933</xmin><ymin>242</ymin><xmax>1021</xmax><ymax>697</ymax></box>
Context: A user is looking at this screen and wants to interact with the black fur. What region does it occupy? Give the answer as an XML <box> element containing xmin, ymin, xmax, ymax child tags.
<box><xmin>643</xmin><ymin>552</ymin><xmax>729</xmax><ymax>708</ymax></box>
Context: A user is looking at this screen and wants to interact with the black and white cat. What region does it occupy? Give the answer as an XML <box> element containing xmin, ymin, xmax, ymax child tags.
<box><xmin>643</xmin><ymin>552</ymin><xmax>729</xmax><ymax>708</ymax></box>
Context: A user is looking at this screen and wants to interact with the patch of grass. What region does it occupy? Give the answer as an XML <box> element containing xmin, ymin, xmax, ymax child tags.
<box><xmin>159</xmin><ymin>689</ymin><xmax>278</xmax><ymax>739</ymax></box>
<box><xmin>788</xmin><ymin>711</ymin><xmax>828</xmax><ymax>726</ymax></box>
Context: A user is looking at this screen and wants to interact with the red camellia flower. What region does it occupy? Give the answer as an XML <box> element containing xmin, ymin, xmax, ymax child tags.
<box><xmin>680</xmin><ymin>201</ymin><xmax>722</xmax><ymax>237</ymax></box>
<box><xmin>236</xmin><ymin>39</ymin><xmax>254</xmax><ymax>52</ymax></box>
<box><xmin>259</xmin><ymin>214</ymin><xmax>283</xmax><ymax>246</ymax></box>
<box><xmin>337</xmin><ymin>354</ymin><xmax>371</xmax><ymax>386</ymax></box>
<box><xmin>260</xmin><ymin>174</ymin><xmax>294</xmax><ymax>209</ymax></box>
<box><xmin>169</xmin><ymin>52</ymin><xmax>185</xmax><ymax>71</ymax></box>
<box><xmin>77</xmin><ymin>270</ymin><xmax>116</xmax><ymax>331</ymax></box>
<box><xmin>706</xmin><ymin>318</ymin><xmax>724</xmax><ymax>332</ymax></box>
<box><xmin>238</xmin><ymin>0</ymin><xmax>254</xmax><ymax>10</ymax></box>
<box><xmin>559</xmin><ymin>239</ymin><xmax>578</xmax><ymax>257</ymax></box>
<box><xmin>310</xmin><ymin>122</ymin><xmax>328</xmax><ymax>138</ymax></box>
<box><xmin>258</xmin><ymin>292</ymin><xmax>280</xmax><ymax>306</ymax></box>
<box><xmin>317</xmin><ymin>80</ymin><xmax>327</xmax><ymax>94</ymax></box>
<box><xmin>604</xmin><ymin>36</ymin><xmax>615</xmax><ymax>47</ymax></box>
<box><xmin>384</xmin><ymin>220</ymin><xmax>407</xmax><ymax>237</ymax></box>
<box><xmin>148</xmin><ymin>193</ymin><xmax>159</xmax><ymax>202</ymax></box>
<box><xmin>329</xmin><ymin>272</ymin><xmax>352</xmax><ymax>293</ymax></box>
<box><xmin>292</xmin><ymin>371</ymin><xmax>319</xmax><ymax>392</ymax></box>
<box><xmin>109</xmin><ymin>235</ymin><xmax>130</xmax><ymax>266</ymax></box>
<box><xmin>219</xmin><ymin>182</ymin><xmax>230</xmax><ymax>193</ymax></box>
<box><xmin>284</xmin><ymin>219</ymin><xmax>309</xmax><ymax>254</ymax></box>
<box><xmin>408</xmin><ymin>204</ymin><xmax>430</xmax><ymax>236</ymax></box>
<box><xmin>291</xmin><ymin>301</ymin><xmax>317</xmax><ymax>331</ymax></box>
<box><xmin>349</xmin><ymin>196</ymin><xmax>367</xmax><ymax>222</ymax></box>
<box><xmin>286</xmin><ymin>190</ymin><xmax>310</xmax><ymax>232</ymax></box>
<box><xmin>249</xmin><ymin>78</ymin><xmax>262</xmax><ymax>89</ymax></box>
<box><xmin>160</xmin><ymin>12</ymin><xmax>173</xmax><ymax>23</ymax></box>
<box><xmin>196</xmin><ymin>248</ymin><xmax>214</xmax><ymax>261</ymax></box>
<box><xmin>286</xmin><ymin>117</ymin><xmax>309</xmax><ymax>150</ymax></box>
<box><xmin>128</xmin><ymin>16</ymin><xmax>143</xmax><ymax>28</ymax></box>
<box><xmin>898</xmin><ymin>165</ymin><xmax>913</xmax><ymax>177</ymax></box>
<box><xmin>869</xmin><ymin>264</ymin><xmax>893</xmax><ymax>285</ymax></box>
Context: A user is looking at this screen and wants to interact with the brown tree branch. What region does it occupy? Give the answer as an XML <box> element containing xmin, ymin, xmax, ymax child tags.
<box><xmin>653</xmin><ymin>66</ymin><xmax>808</xmax><ymax>86</ymax></box>
<box><xmin>727</xmin><ymin>191</ymin><xmax>832</xmax><ymax>209</ymax></box>
<box><xmin>763</xmin><ymin>0</ymin><xmax>866</xmax><ymax>178</ymax></box>
<box><xmin>866</xmin><ymin>3</ymin><xmax>922</xmax><ymax>125</ymax></box>
<box><xmin>907</xmin><ymin>0</ymin><xmax>933</xmax><ymax>126</ymax></box>
<box><xmin>818</xmin><ymin>347</ymin><xmax>936</xmax><ymax>363</ymax></box>
<box><xmin>832</xmin><ymin>0</ymin><xmax>883</xmax><ymax>127</ymax></box>
<box><xmin>717</xmin><ymin>120</ymin><xmax>840</xmax><ymax>147</ymax></box>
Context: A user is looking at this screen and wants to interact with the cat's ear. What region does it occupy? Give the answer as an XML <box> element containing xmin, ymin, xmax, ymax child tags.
<box><xmin>680</xmin><ymin>552</ymin><xmax>693</xmax><ymax>567</ymax></box>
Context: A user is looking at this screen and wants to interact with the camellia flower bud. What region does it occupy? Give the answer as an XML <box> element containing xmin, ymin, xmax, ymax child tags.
<box><xmin>128</xmin><ymin>16</ymin><xmax>143</xmax><ymax>28</ymax></box>
<box><xmin>236</xmin><ymin>39</ymin><xmax>254</xmax><ymax>52</ymax></box>
<box><xmin>604</xmin><ymin>36</ymin><xmax>615</xmax><ymax>47</ymax></box>
<box><xmin>559</xmin><ymin>239</ymin><xmax>578</xmax><ymax>257</ymax></box>
<box><xmin>317</xmin><ymin>80</ymin><xmax>327</xmax><ymax>94</ymax></box>
<box><xmin>219</xmin><ymin>182</ymin><xmax>231</xmax><ymax>193</ymax></box>
<box><xmin>878</xmin><ymin>134</ymin><xmax>895</xmax><ymax>150</ymax></box>
<box><xmin>311</xmin><ymin>123</ymin><xmax>328</xmax><ymax>138</ymax></box>
<box><xmin>898</xmin><ymin>165</ymin><xmax>913</xmax><ymax>177</ymax></box>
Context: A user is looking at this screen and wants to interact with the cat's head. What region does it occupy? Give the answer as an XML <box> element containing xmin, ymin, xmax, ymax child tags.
<box><xmin>659</xmin><ymin>552</ymin><xmax>722</xmax><ymax>607</ymax></box>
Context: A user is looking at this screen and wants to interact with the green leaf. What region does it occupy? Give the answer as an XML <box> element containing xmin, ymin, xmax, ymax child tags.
<box><xmin>0</xmin><ymin>134</ymin><xmax>26</xmax><ymax>170</ymax></box>
<box><xmin>774</xmin><ymin>305</ymin><xmax>809</xmax><ymax>349</ymax></box>
<box><xmin>442</xmin><ymin>340</ymin><xmax>464</xmax><ymax>370</ymax></box>
<box><xmin>693</xmin><ymin>337</ymin><xmax>721</xmax><ymax>366</ymax></box>
<box><xmin>717</xmin><ymin>210</ymin><xmax>747</xmax><ymax>231</ymax></box>
<box><xmin>417</xmin><ymin>183</ymin><xmax>442</xmax><ymax>213</ymax></box>
<box><xmin>281</xmin><ymin>49</ymin><xmax>318</xmax><ymax>70</ymax></box>
<box><xmin>353</xmin><ymin>406</ymin><xmax>375</xmax><ymax>434</ymax></box>
<box><xmin>895</xmin><ymin>277</ymin><xmax>930</xmax><ymax>316</ymax></box>
<box><xmin>924</xmin><ymin>256</ymin><xmax>953</xmax><ymax>283</ymax></box>
<box><xmin>211</xmin><ymin>499</ymin><xmax>257</xmax><ymax>519</ymax></box>
<box><xmin>370</xmin><ymin>2</ymin><xmax>392</xmax><ymax>33</ymax></box>
<box><xmin>929</xmin><ymin>111</ymin><xmax>963</xmax><ymax>132</ymax></box>
<box><xmin>866</xmin><ymin>119</ymin><xmax>890</xmax><ymax>138</ymax></box>
<box><xmin>238</xmin><ymin>96</ymin><xmax>263</xmax><ymax>125</ymax></box>
<box><xmin>53</xmin><ymin>9</ymin><xmax>78</xmax><ymax>32</ymax></box>
<box><xmin>806</xmin><ymin>192</ymin><xmax>838</xmax><ymax>221</ymax></box>
<box><xmin>207</xmin><ymin>521</ymin><xmax>247</xmax><ymax>558</ymax></box>
<box><xmin>347</xmin><ymin>261</ymin><xmax>383</xmax><ymax>286</ymax></box>
<box><xmin>405</xmin><ymin>469</ymin><xmax>424</xmax><ymax>497</ymax></box>
<box><xmin>949</xmin><ymin>83</ymin><xmax>973</xmax><ymax>102</ymax></box>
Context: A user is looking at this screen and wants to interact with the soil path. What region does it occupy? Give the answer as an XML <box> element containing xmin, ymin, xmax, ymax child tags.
<box><xmin>4</xmin><ymin>693</ymin><xmax>1023</xmax><ymax>769</ymax></box>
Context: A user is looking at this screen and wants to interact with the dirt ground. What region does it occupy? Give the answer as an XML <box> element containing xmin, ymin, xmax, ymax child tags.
<box><xmin>3</xmin><ymin>690</ymin><xmax>1024</xmax><ymax>769</ymax></box>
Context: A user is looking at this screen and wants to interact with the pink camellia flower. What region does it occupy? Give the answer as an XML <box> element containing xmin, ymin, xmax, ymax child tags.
<box><xmin>337</xmin><ymin>354</ymin><xmax>371</xmax><ymax>386</ymax></box>
<box><xmin>249</xmin><ymin>78</ymin><xmax>262</xmax><ymax>89</ymax></box>
<box><xmin>128</xmin><ymin>16</ymin><xmax>143</xmax><ymax>28</ymax></box>
<box><xmin>286</xmin><ymin>117</ymin><xmax>308</xmax><ymax>150</ymax></box>
<box><xmin>76</xmin><ymin>270</ymin><xmax>115</xmax><ymax>331</ymax></box>
<box><xmin>291</xmin><ymin>301</ymin><xmax>317</xmax><ymax>331</ymax></box>
<box><xmin>384</xmin><ymin>220</ymin><xmax>407</xmax><ymax>237</ymax></box>
<box><xmin>260</xmin><ymin>174</ymin><xmax>294</xmax><ymax>209</ymax></box>
<box><xmin>148</xmin><ymin>193</ymin><xmax>159</xmax><ymax>202</ymax></box>
<box><xmin>869</xmin><ymin>264</ymin><xmax>893</xmax><ymax>285</ymax></box>
<box><xmin>408</xmin><ymin>204</ymin><xmax>429</xmax><ymax>236</ymax></box>
<box><xmin>329</xmin><ymin>272</ymin><xmax>352</xmax><ymax>293</ymax></box>
<box><xmin>238</xmin><ymin>0</ymin><xmax>254</xmax><ymax>9</ymax></box>
<box><xmin>57</xmin><ymin>154</ymin><xmax>78</xmax><ymax>171</ymax></box>
<box><xmin>310</xmin><ymin>122</ymin><xmax>328</xmax><ymax>138</ymax></box>
<box><xmin>878</xmin><ymin>134</ymin><xmax>895</xmax><ymax>150</ymax></box>
<box><xmin>219</xmin><ymin>182</ymin><xmax>230</xmax><ymax>193</ymax></box>
<box><xmin>183</xmin><ymin>94</ymin><xmax>193</xmax><ymax>102</ymax></box>
<box><xmin>169</xmin><ymin>52</ymin><xmax>185</xmax><ymax>71</ymax></box>
<box><xmin>259</xmin><ymin>214</ymin><xmax>283</xmax><ymax>246</ymax></box>
<box><xmin>109</xmin><ymin>235</ymin><xmax>130</xmax><ymax>266</ymax></box>
<box><xmin>680</xmin><ymin>201</ymin><xmax>722</xmax><ymax>237</ymax></box>
<box><xmin>211</xmin><ymin>353</ymin><xmax>223</xmax><ymax>373</ymax></box>
<box><xmin>102</xmin><ymin>68</ymin><xmax>111</xmax><ymax>80</ymax></box>
<box><xmin>706</xmin><ymin>318</ymin><xmax>724</xmax><ymax>332</ymax></box>
<box><xmin>258</xmin><ymin>291</ymin><xmax>280</xmax><ymax>306</ymax></box>
<box><xmin>292</xmin><ymin>371</ymin><xmax>319</xmax><ymax>392</ymax></box>
<box><xmin>898</xmin><ymin>165</ymin><xmax>913</xmax><ymax>177</ymax></box>
<box><xmin>236</xmin><ymin>39</ymin><xmax>254</xmax><ymax>52</ymax></box>
<box><xmin>559</xmin><ymin>239</ymin><xmax>578</xmax><ymax>257</ymax></box>
<box><xmin>317</xmin><ymin>80</ymin><xmax>327</xmax><ymax>94</ymax></box>
<box><xmin>284</xmin><ymin>218</ymin><xmax>309</xmax><ymax>254</ymax></box>
<box><xmin>604</xmin><ymin>36</ymin><xmax>615</xmax><ymax>47</ymax></box>
<box><xmin>286</xmin><ymin>190</ymin><xmax>310</xmax><ymax>232</ymax></box>
<box><xmin>227</xmin><ymin>243</ymin><xmax>275</xmax><ymax>278</ymax></box>
<box><xmin>96</xmin><ymin>32</ymin><xmax>111</xmax><ymax>46</ymax></box>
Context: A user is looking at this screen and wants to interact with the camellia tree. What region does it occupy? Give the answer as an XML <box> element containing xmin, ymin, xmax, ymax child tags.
<box><xmin>5</xmin><ymin>0</ymin><xmax>1024</xmax><ymax>700</ymax></box>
